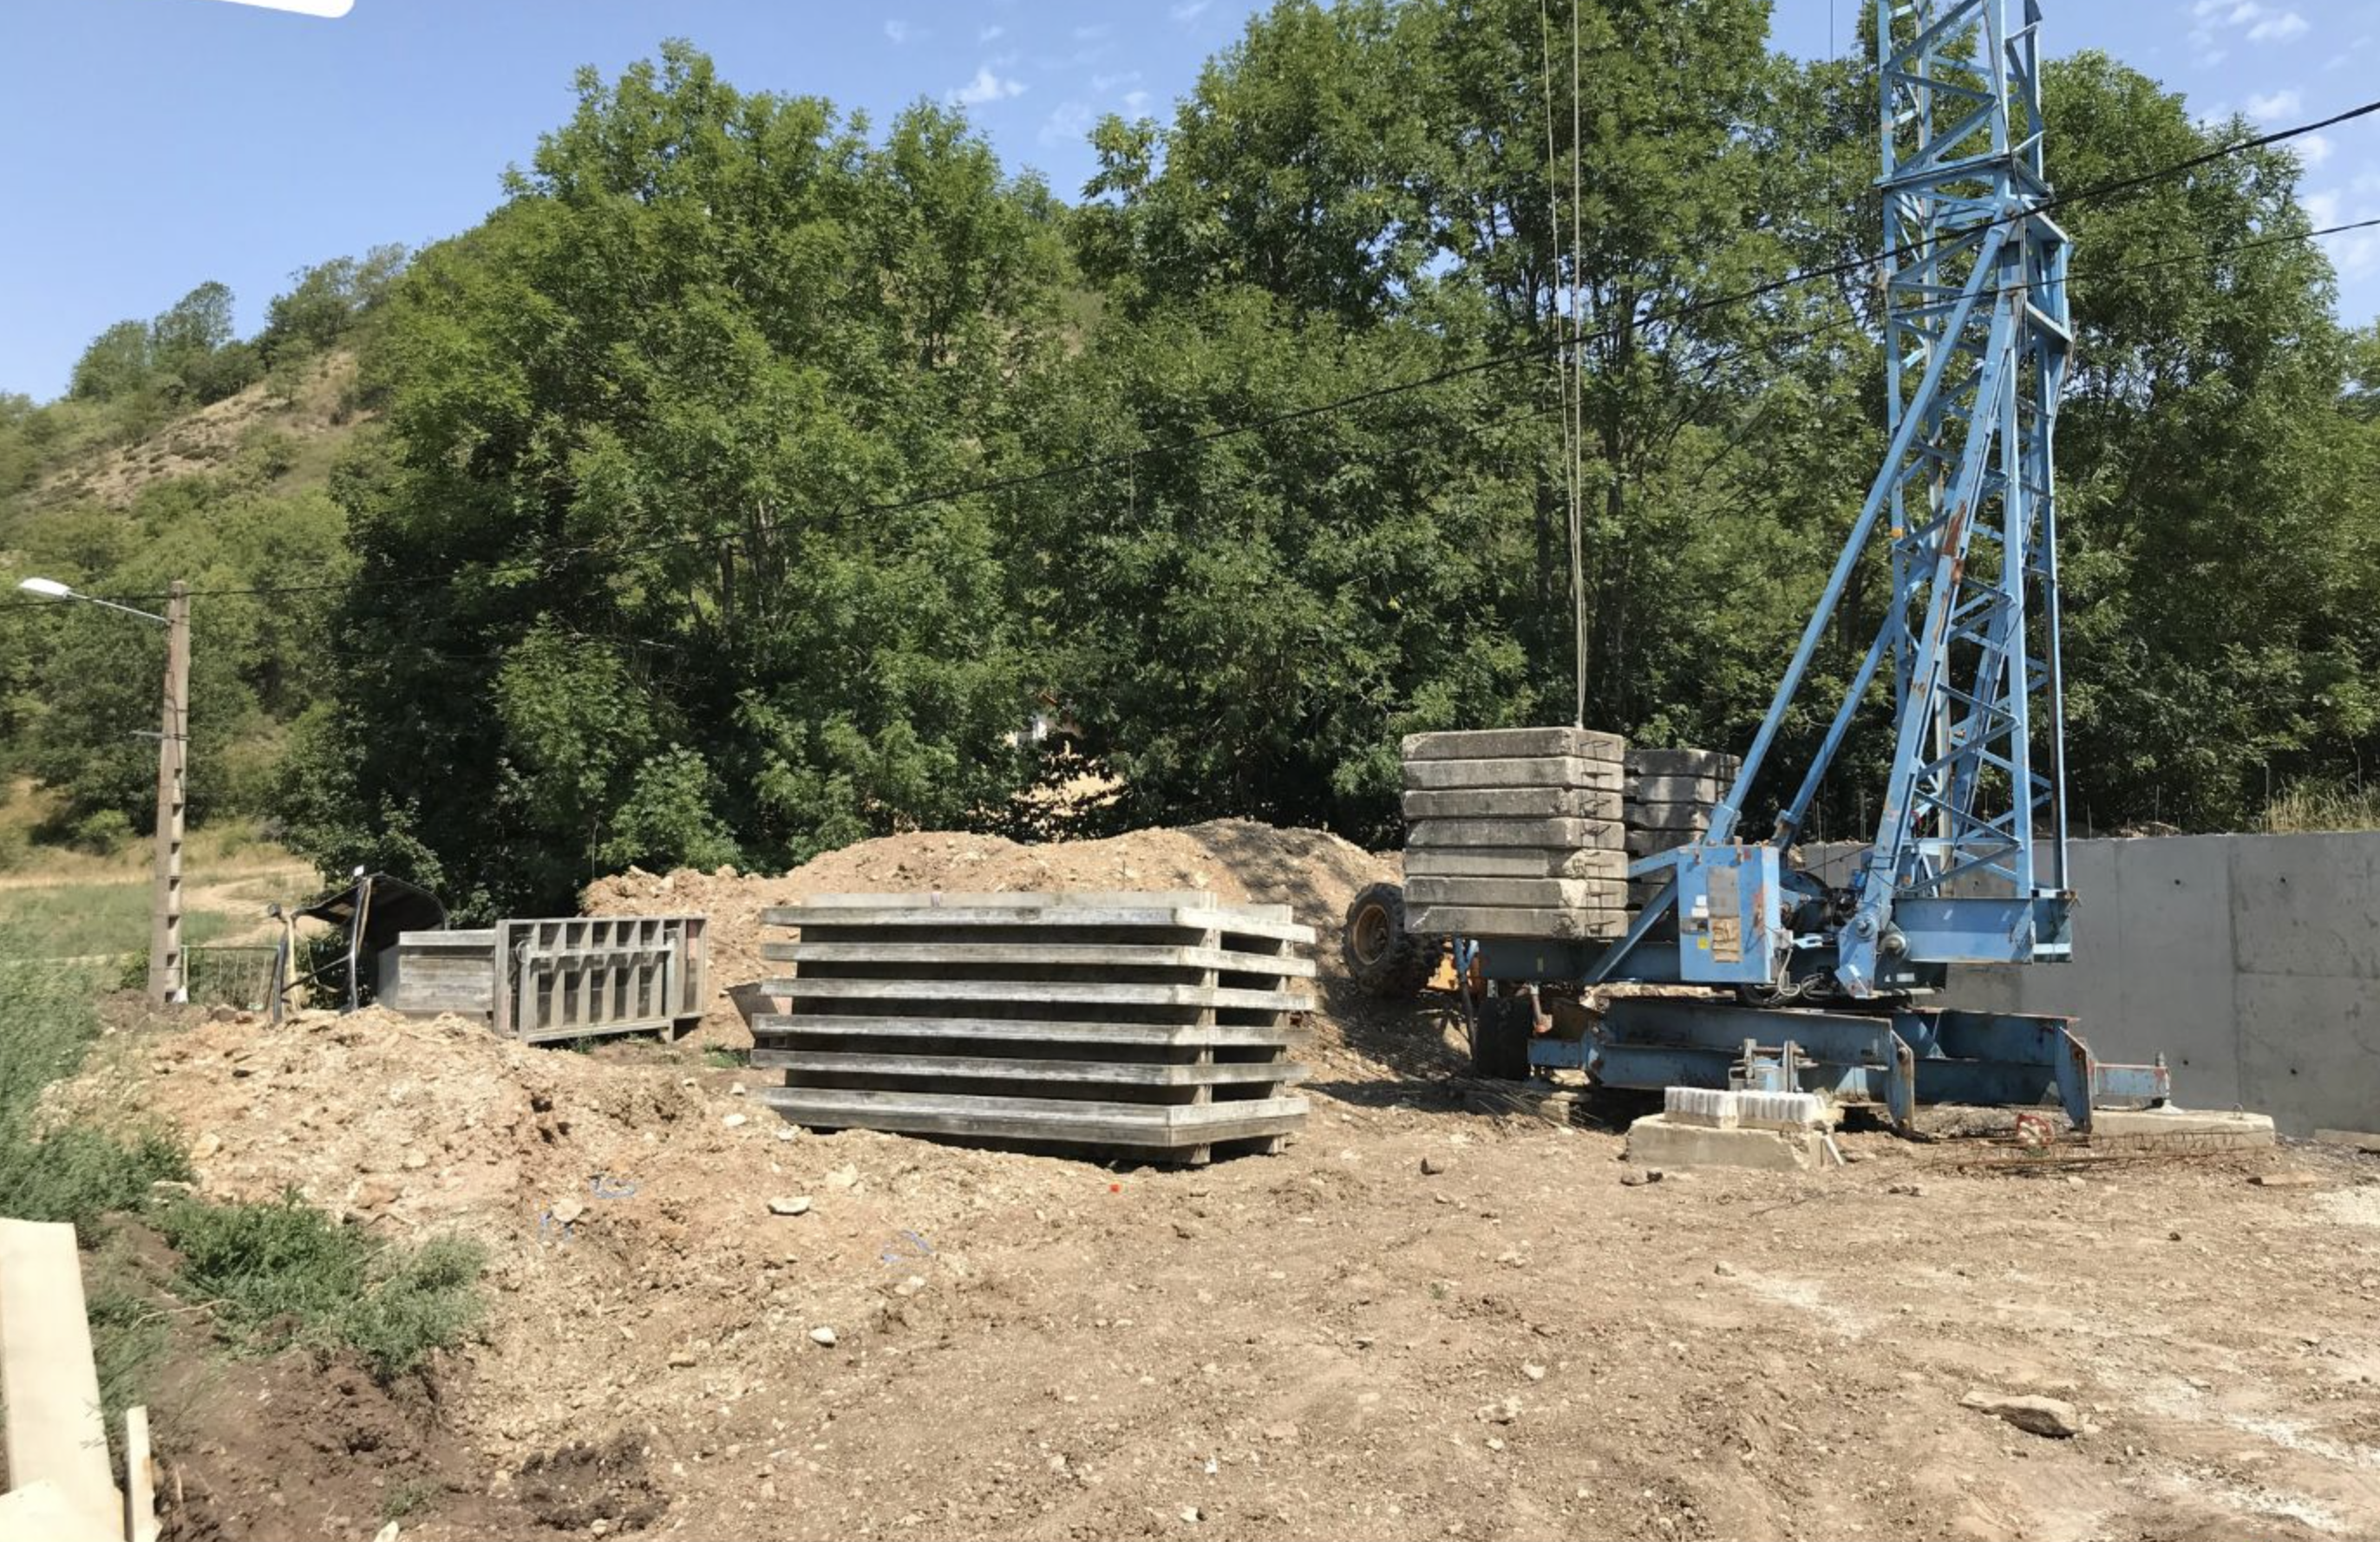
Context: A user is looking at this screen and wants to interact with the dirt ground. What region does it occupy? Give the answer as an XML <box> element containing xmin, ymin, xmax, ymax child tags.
<box><xmin>61</xmin><ymin>821</ymin><xmax>2380</xmax><ymax>1542</ymax></box>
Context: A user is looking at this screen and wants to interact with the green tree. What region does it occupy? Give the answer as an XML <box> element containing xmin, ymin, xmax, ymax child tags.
<box><xmin>69</xmin><ymin>320</ymin><xmax>154</xmax><ymax>403</ymax></box>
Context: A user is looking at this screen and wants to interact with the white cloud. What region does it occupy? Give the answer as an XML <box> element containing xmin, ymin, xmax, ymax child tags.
<box><xmin>2188</xmin><ymin>2</ymin><xmax>2310</xmax><ymax>63</ymax></box>
<box><xmin>1122</xmin><ymin>88</ymin><xmax>1151</xmax><ymax>114</ymax></box>
<box><xmin>1073</xmin><ymin>23</ymin><xmax>1112</xmax><ymax>41</ymax></box>
<box><xmin>952</xmin><ymin>66</ymin><xmax>1027</xmax><ymax>108</ymax></box>
<box><xmin>2245</xmin><ymin>88</ymin><xmax>2301</xmax><ymax>123</ymax></box>
<box><xmin>1039</xmin><ymin>100</ymin><xmax>1094</xmax><ymax>148</ymax></box>
<box><xmin>979</xmin><ymin>24</ymin><xmax>1004</xmax><ymax>42</ymax></box>
<box><xmin>1090</xmin><ymin>70</ymin><xmax>1142</xmax><ymax>93</ymax></box>
<box><xmin>1171</xmin><ymin>0</ymin><xmax>1211</xmax><ymax>19</ymax></box>
<box><xmin>884</xmin><ymin>18</ymin><xmax>910</xmax><ymax>44</ymax></box>
<box><xmin>2298</xmin><ymin>133</ymin><xmax>2333</xmax><ymax>168</ymax></box>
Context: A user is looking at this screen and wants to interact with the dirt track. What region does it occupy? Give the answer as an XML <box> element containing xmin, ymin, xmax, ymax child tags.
<box><xmin>63</xmin><ymin>824</ymin><xmax>2380</xmax><ymax>1541</ymax></box>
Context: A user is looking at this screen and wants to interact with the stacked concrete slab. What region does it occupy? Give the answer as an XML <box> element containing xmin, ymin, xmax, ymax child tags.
<box><xmin>750</xmin><ymin>892</ymin><xmax>1312</xmax><ymax>1165</ymax></box>
<box><xmin>1624</xmin><ymin>747</ymin><xmax>1741</xmax><ymax>912</ymax></box>
<box><xmin>1401</xmin><ymin>728</ymin><xmax>1628</xmax><ymax>940</ymax></box>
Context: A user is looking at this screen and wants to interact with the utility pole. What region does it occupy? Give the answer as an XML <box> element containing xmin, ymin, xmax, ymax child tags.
<box><xmin>147</xmin><ymin>581</ymin><xmax>189</xmax><ymax>1005</ymax></box>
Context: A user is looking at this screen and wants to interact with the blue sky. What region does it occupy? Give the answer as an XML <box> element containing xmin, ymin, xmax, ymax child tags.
<box><xmin>2</xmin><ymin>0</ymin><xmax>2376</xmax><ymax>401</ymax></box>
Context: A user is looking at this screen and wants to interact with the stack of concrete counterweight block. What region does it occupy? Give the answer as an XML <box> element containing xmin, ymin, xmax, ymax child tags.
<box><xmin>749</xmin><ymin>892</ymin><xmax>1312</xmax><ymax>1166</ymax></box>
<box><xmin>1625</xmin><ymin>747</ymin><xmax>1742</xmax><ymax>912</ymax></box>
<box><xmin>1401</xmin><ymin>727</ymin><xmax>1629</xmax><ymax>940</ymax></box>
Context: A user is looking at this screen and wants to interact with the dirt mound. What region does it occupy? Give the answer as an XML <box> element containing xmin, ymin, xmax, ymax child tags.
<box><xmin>585</xmin><ymin>820</ymin><xmax>1394</xmax><ymax>1045</ymax></box>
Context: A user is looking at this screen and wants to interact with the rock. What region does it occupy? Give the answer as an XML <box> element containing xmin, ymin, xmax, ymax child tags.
<box><xmin>1263</xmin><ymin>1421</ymin><xmax>1298</xmax><ymax>1442</ymax></box>
<box><xmin>1522</xmin><ymin>1362</ymin><xmax>1546</xmax><ymax>1381</ymax></box>
<box><xmin>1421</xmin><ymin>1154</ymin><xmax>1451</xmax><ymax>1176</ymax></box>
<box><xmin>1619</xmin><ymin>1168</ymin><xmax>1662</xmax><ymax>1187</ymax></box>
<box><xmin>894</xmin><ymin>1275</ymin><xmax>926</xmax><ymax>1297</ymax></box>
<box><xmin>768</xmin><ymin>1196</ymin><xmax>814</xmax><ymax>1217</ymax></box>
<box><xmin>352</xmin><ymin>1179</ymin><xmax>401</xmax><ymax>1212</ymax></box>
<box><xmin>775</xmin><ymin>1127</ymin><xmax>798</xmax><ymax>1143</ymax></box>
<box><xmin>722</xmin><ymin>1113</ymin><xmax>749</xmax><ymax>1129</ymax></box>
<box><xmin>549</xmin><ymin>1195</ymin><xmax>586</xmax><ymax>1226</ymax></box>
<box><xmin>191</xmin><ymin>1132</ymin><xmax>222</xmax><ymax>1161</ymax></box>
<box><xmin>1713</xmin><ymin>1260</ymin><xmax>1739</xmax><ymax>1277</ymax></box>
<box><xmin>730</xmin><ymin>1082</ymin><xmax>749</xmax><ymax>1098</ymax></box>
<box><xmin>1180</xmin><ymin>1507</ymin><xmax>1202</xmax><ymax>1525</ymax></box>
<box><xmin>374</xmin><ymin>1523</ymin><xmax>401</xmax><ymax>1542</ymax></box>
<box><xmin>402</xmin><ymin>1152</ymin><xmax>428</xmax><ymax>1171</ymax></box>
<box><xmin>826</xmin><ymin>1163</ymin><xmax>860</xmax><ymax>1189</ymax></box>
<box><xmin>809</xmin><ymin>1326</ymin><xmax>838</xmax><ymax>1347</ymax></box>
<box><xmin>1888</xmin><ymin>1182</ymin><xmax>1926</xmax><ymax>1197</ymax></box>
<box><xmin>2252</xmin><ymin>1171</ymin><xmax>2319</xmax><ymax>1188</ymax></box>
<box><xmin>1960</xmin><ymin>1388</ymin><xmax>2088</xmax><ymax>1438</ymax></box>
<box><xmin>668</xmin><ymin>1349</ymin><xmax>696</xmax><ymax>1368</ymax></box>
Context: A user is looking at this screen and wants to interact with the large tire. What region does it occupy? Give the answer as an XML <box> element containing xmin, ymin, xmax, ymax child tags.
<box><xmin>1471</xmin><ymin>992</ymin><xmax>1535</xmax><ymax>1081</ymax></box>
<box><xmin>1342</xmin><ymin>881</ymin><xmax>1435</xmax><ymax>1000</ymax></box>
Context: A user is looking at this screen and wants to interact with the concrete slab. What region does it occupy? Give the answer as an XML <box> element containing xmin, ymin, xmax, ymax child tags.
<box><xmin>1625</xmin><ymin>748</ymin><xmax>1738</xmax><ymax>777</ymax></box>
<box><xmin>1625</xmin><ymin>800</ymin><xmax>1715</xmax><ymax>832</ymax></box>
<box><xmin>1403</xmin><ymin>847</ymin><xmax>1627</xmax><ymax>881</ymax></box>
<box><xmin>1404</xmin><ymin>727</ymin><xmax>1625</xmax><ymax>762</ymax></box>
<box><xmin>1406</xmin><ymin>905</ymin><xmax>1626</xmax><ymax>941</ymax></box>
<box><xmin>1625</xmin><ymin>1112</ymin><xmax>1823</xmax><ymax>1172</ymax></box>
<box><xmin>2236</xmin><ymin>971</ymin><xmax>2380</xmax><ymax>1138</ymax></box>
<box><xmin>1626</xmin><ymin>774</ymin><xmax>1724</xmax><ymax>804</ymax></box>
<box><xmin>1404</xmin><ymin>875</ymin><xmax>1627</xmax><ymax>910</ymax></box>
<box><xmin>1401</xmin><ymin>787</ymin><xmax>1624</xmax><ymax>820</ymax></box>
<box><xmin>2091</xmin><ymin>1107</ymin><xmax>2276</xmax><ymax>1152</ymax></box>
<box><xmin>1403</xmin><ymin>756</ymin><xmax>1625</xmax><ymax>793</ymax></box>
<box><xmin>1407</xmin><ymin>817</ymin><xmax>1621</xmax><ymax>849</ymax></box>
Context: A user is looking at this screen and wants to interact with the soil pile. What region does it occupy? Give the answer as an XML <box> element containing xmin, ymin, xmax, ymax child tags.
<box><xmin>585</xmin><ymin>819</ymin><xmax>1394</xmax><ymax>1044</ymax></box>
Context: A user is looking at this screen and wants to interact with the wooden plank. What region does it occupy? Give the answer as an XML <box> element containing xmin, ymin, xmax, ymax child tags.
<box><xmin>752</xmin><ymin>1086</ymin><xmax>1309</xmax><ymax>1147</ymax></box>
<box><xmin>762</xmin><ymin>977</ymin><xmax>1314</xmax><ymax>1011</ymax></box>
<box><xmin>0</xmin><ymin>1219</ymin><xmax>119</xmax><ymax>1529</ymax></box>
<box><xmin>1402</xmin><ymin>727</ymin><xmax>1625</xmax><ymax>761</ymax></box>
<box><xmin>756</xmin><ymin>1050</ymin><xmax>1304</xmax><ymax>1087</ymax></box>
<box><xmin>750</xmin><ymin>1013</ymin><xmax>1304</xmax><ymax>1048</ymax></box>
<box><xmin>759</xmin><ymin>940</ymin><xmax>1316</xmax><ymax>977</ymax></box>
<box><xmin>125</xmin><ymin>1405</ymin><xmax>157</xmax><ymax>1542</ymax></box>
<box><xmin>760</xmin><ymin>903</ymin><xmax>1313</xmax><ymax>944</ymax></box>
<box><xmin>1402</xmin><ymin>756</ymin><xmax>1625</xmax><ymax>792</ymax></box>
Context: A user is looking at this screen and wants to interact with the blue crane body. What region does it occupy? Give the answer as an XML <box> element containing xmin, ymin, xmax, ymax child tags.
<box><xmin>1442</xmin><ymin>0</ymin><xmax>2169</xmax><ymax>1128</ymax></box>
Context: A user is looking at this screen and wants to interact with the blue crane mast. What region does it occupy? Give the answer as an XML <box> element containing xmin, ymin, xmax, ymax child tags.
<box><xmin>1433</xmin><ymin>0</ymin><xmax>2169</xmax><ymax>1127</ymax></box>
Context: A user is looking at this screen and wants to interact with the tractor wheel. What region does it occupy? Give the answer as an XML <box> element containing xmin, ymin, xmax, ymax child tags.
<box><xmin>1471</xmin><ymin>992</ymin><xmax>1535</xmax><ymax>1081</ymax></box>
<box><xmin>1342</xmin><ymin>881</ymin><xmax>1435</xmax><ymax>1000</ymax></box>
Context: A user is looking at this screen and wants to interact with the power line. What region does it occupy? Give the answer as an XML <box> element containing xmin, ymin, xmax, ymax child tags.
<box><xmin>9</xmin><ymin>96</ymin><xmax>2373</xmax><ymax>614</ymax></box>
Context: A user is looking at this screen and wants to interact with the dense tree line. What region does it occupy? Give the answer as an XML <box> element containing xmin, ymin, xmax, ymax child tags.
<box><xmin>9</xmin><ymin>3</ymin><xmax>2378</xmax><ymax>908</ymax></box>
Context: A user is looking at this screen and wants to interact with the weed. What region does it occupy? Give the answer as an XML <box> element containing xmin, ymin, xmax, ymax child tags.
<box><xmin>2259</xmin><ymin>781</ymin><xmax>2380</xmax><ymax>833</ymax></box>
<box><xmin>156</xmin><ymin>1193</ymin><xmax>487</xmax><ymax>1381</ymax></box>
<box><xmin>382</xmin><ymin>1478</ymin><xmax>441</xmax><ymax>1522</ymax></box>
<box><xmin>702</xmin><ymin>1047</ymin><xmax>749</xmax><ymax>1069</ymax></box>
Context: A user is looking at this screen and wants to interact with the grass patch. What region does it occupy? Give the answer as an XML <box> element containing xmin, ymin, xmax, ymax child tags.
<box><xmin>155</xmin><ymin>1193</ymin><xmax>487</xmax><ymax>1381</ymax></box>
<box><xmin>0</xmin><ymin>882</ymin><xmax>233</xmax><ymax>959</ymax></box>
<box><xmin>2259</xmin><ymin>781</ymin><xmax>2380</xmax><ymax>833</ymax></box>
<box><xmin>701</xmin><ymin>1047</ymin><xmax>749</xmax><ymax>1069</ymax></box>
<box><xmin>382</xmin><ymin>1478</ymin><xmax>441</xmax><ymax>1524</ymax></box>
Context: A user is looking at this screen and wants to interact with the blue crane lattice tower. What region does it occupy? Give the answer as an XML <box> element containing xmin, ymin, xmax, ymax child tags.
<box><xmin>1691</xmin><ymin>0</ymin><xmax>2074</xmax><ymax>996</ymax></box>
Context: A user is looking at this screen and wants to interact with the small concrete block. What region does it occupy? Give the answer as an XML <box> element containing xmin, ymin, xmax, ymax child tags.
<box><xmin>1737</xmin><ymin>1091</ymin><xmax>1828</xmax><ymax>1130</ymax></box>
<box><xmin>1404</xmin><ymin>728</ymin><xmax>1625</xmax><ymax>763</ymax></box>
<box><xmin>2090</xmin><ymin>1106</ymin><xmax>2276</xmax><ymax>1153</ymax></box>
<box><xmin>1624</xmin><ymin>1113</ymin><xmax>1822</xmax><ymax>1172</ymax></box>
<box><xmin>1402</xmin><ymin>787</ymin><xmax>1624</xmax><ymax>821</ymax></box>
<box><xmin>1403</xmin><ymin>847</ymin><xmax>1628</xmax><ymax>881</ymax></box>
<box><xmin>1403</xmin><ymin>876</ymin><xmax>1628</xmax><ymax>910</ymax></box>
<box><xmin>1408</xmin><ymin>817</ymin><xmax>1624</xmax><ymax>850</ymax></box>
<box><xmin>1664</xmin><ymin>1086</ymin><xmax>1740</xmax><ymax>1128</ymax></box>
<box><xmin>1403</xmin><ymin>757</ymin><xmax>1625</xmax><ymax>793</ymax></box>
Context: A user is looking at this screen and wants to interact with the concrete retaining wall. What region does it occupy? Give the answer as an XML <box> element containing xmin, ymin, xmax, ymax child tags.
<box><xmin>1823</xmin><ymin>833</ymin><xmax>2380</xmax><ymax>1134</ymax></box>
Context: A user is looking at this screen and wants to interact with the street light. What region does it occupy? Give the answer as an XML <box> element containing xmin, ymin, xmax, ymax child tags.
<box><xmin>17</xmin><ymin>575</ymin><xmax>191</xmax><ymax>1004</ymax></box>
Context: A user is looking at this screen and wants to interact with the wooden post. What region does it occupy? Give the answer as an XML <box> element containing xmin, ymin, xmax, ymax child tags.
<box><xmin>147</xmin><ymin>581</ymin><xmax>189</xmax><ymax>1006</ymax></box>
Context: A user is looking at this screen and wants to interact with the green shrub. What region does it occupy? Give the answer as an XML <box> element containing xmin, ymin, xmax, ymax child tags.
<box><xmin>155</xmin><ymin>1194</ymin><xmax>486</xmax><ymax>1380</ymax></box>
<box><xmin>70</xmin><ymin>807</ymin><xmax>135</xmax><ymax>855</ymax></box>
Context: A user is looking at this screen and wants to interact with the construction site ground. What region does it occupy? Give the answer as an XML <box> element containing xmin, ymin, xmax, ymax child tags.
<box><xmin>49</xmin><ymin>821</ymin><xmax>2380</xmax><ymax>1542</ymax></box>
